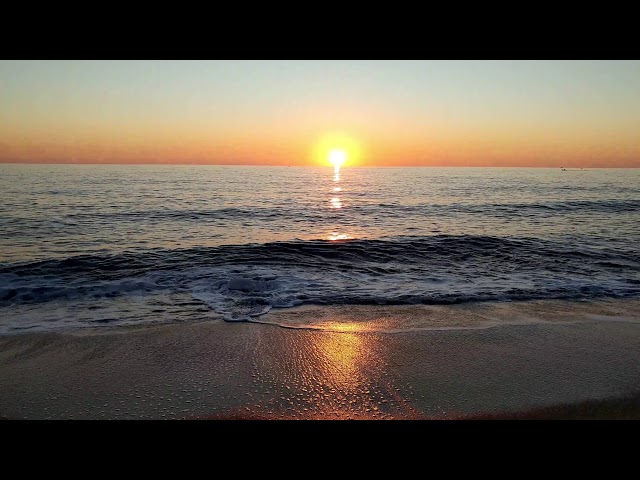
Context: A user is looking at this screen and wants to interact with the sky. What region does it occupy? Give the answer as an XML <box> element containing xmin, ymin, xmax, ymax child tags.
<box><xmin>1</xmin><ymin>60</ymin><xmax>639</xmax><ymax>167</ymax></box>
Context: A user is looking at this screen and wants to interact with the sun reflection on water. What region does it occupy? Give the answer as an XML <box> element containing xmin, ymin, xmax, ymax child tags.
<box><xmin>328</xmin><ymin>232</ymin><xmax>352</xmax><ymax>241</ymax></box>
<box><xmin>328</xmin><ymin>159</ymin><xmax>349</xmax><ymax>240</ymax></box>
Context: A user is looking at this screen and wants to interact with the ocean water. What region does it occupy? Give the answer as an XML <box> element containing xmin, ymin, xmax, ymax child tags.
<box><xmin>1</xmin><ymin>164</ymin><xmax>639</xmax><ymax>333</ymax></box>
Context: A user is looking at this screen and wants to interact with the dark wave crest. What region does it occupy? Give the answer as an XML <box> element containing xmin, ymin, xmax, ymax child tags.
<box><xmin>2</xmin><ymin>236</ymin><xmax>639</xmax><ymax>316</ymax></box>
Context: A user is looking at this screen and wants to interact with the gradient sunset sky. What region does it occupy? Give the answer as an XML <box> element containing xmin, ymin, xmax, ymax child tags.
<box><xmin>1</xmin><ymin>60</ymin><xmax>639</xmax><ymax>167</ymax></box>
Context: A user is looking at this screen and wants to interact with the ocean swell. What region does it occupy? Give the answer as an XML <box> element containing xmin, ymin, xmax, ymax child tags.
<box><xmin>1</xmin><ymin>235</ymin><xmax>639</xmax><ymax>329</ymax></box>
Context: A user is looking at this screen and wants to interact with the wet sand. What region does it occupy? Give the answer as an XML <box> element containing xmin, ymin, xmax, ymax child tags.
<box><xmin>1</xmin><ymin>299</ymin><xmax>640</xmax><ymax>419</ymax></box>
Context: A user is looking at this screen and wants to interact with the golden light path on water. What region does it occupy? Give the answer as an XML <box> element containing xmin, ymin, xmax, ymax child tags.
<box><xmin>327</xmin><ymin>158</ymin><xmax>353</xmax><ymax>241</ymax></box>
<box><xmin>328</xmin><ymin>232</ymin><xmax>351</xmax><ymax>241</ymax></box>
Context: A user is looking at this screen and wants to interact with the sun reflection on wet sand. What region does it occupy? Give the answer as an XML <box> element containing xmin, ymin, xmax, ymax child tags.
<box><xmin>318</xmin><ymin>332</ymin><xmax>361</xmax><ymax>385</ymax></box>
<box><xmin>242</xmin><ymin>321</ymin><xmax>420</xmax><ymax>420</ymax></box>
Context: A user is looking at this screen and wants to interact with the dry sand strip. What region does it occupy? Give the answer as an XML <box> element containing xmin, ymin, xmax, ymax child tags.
<box><xmin>1</xmin><ymin>299</ymin><xmax>640</xmax><ymax>420</ymax></box>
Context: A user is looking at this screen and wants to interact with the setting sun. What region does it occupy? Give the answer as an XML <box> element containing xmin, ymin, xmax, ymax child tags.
<box><xmin>329</xmin><ymin>149</ymin><xmax>347</xmax><ymax>168</ymax></box>
<box><xmin>312</xmin><ymin>132</ymin><xmax>363</xmax><ymax>168</ymax></box>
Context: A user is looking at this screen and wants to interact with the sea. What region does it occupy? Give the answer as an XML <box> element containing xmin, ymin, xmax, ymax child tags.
<box><xmin>1</xmin><ymin>164</ymin><xmax>639</xmax><ymax>333</ymax></box>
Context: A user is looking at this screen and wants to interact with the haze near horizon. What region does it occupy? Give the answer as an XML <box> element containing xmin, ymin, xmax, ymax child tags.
<box><xmin>1</xmin><ymin>60</ymin><xmax>639</xmax><ymax>167</ymax></box>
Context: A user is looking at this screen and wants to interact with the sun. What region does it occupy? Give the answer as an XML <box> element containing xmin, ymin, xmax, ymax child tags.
<box><xmin>312</xmin><ymin>133</ymin><xmax>362</xmax><ymax>168</ymax></box>
<box><xmin>329</xmin><ymin>149</ymin><xmax>347</xmax><ymax>168</ymax></box>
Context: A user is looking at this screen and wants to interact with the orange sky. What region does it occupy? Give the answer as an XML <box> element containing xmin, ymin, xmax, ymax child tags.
<box><xmin>1</xmin><ymin>60</ymin><xmax>639</xmax><ymax>167</ymax></box>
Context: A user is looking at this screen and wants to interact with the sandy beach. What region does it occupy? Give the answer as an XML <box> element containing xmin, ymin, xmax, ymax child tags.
<box><xmin>2</xmin><ymin>298</ymin><xmax>640</xmax><ymax>420</ymax></box>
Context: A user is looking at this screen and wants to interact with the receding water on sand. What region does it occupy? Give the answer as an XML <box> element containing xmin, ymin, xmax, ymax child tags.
<box><xmin>2</xmin><ymin>299</ymin><xmax>640</xmax><ymax>420</ymax></box>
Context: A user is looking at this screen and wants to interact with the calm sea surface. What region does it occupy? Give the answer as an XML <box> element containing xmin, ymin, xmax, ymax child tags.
<box><xmin>1</xmin><ymin>165</ymin><xmax>639</xmax><ymax>332</ymax></box>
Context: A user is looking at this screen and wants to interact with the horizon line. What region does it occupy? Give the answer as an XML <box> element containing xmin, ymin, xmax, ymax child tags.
<box><xmin>0</xmin><ymin>162</ymin><xmax>639</xmax><ymax>169</ymax></box>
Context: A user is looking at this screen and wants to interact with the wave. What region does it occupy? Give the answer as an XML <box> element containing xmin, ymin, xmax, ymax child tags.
<box><xmin>3</xmin><ymin>198</ymin><xmax>639</xmax><ymax>230</ymax></box>
<box><xmin>2</xmin><ymin>234</ymin><xmax>638</xmax><ymax>276</ymax></box>
<box><xmin>366</xmin><ymin>199</ymin><xmax>640</xmax><ymax>217</ymax></box>
<box><xmin>1</xmin><ymin>235</ymin><xmax>639</xmax><ymax>325</ymax></box>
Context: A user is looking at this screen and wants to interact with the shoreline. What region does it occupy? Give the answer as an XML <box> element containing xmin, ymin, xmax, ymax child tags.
<box><xmin>193</xmin><ymin>391</ymin><xmax>640</xmax><ymax>420</ymax></box>
<box><xmin>2</xmin><ymin>299</ymin><xmax>640</xmax><ymax>420</ymax></box>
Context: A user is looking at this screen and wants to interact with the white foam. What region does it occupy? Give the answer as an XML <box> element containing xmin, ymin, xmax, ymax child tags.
<box><xmin>2</xmin><ymin>254</ymin><xmax>639</xmax><ymax>333</ymax></box>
